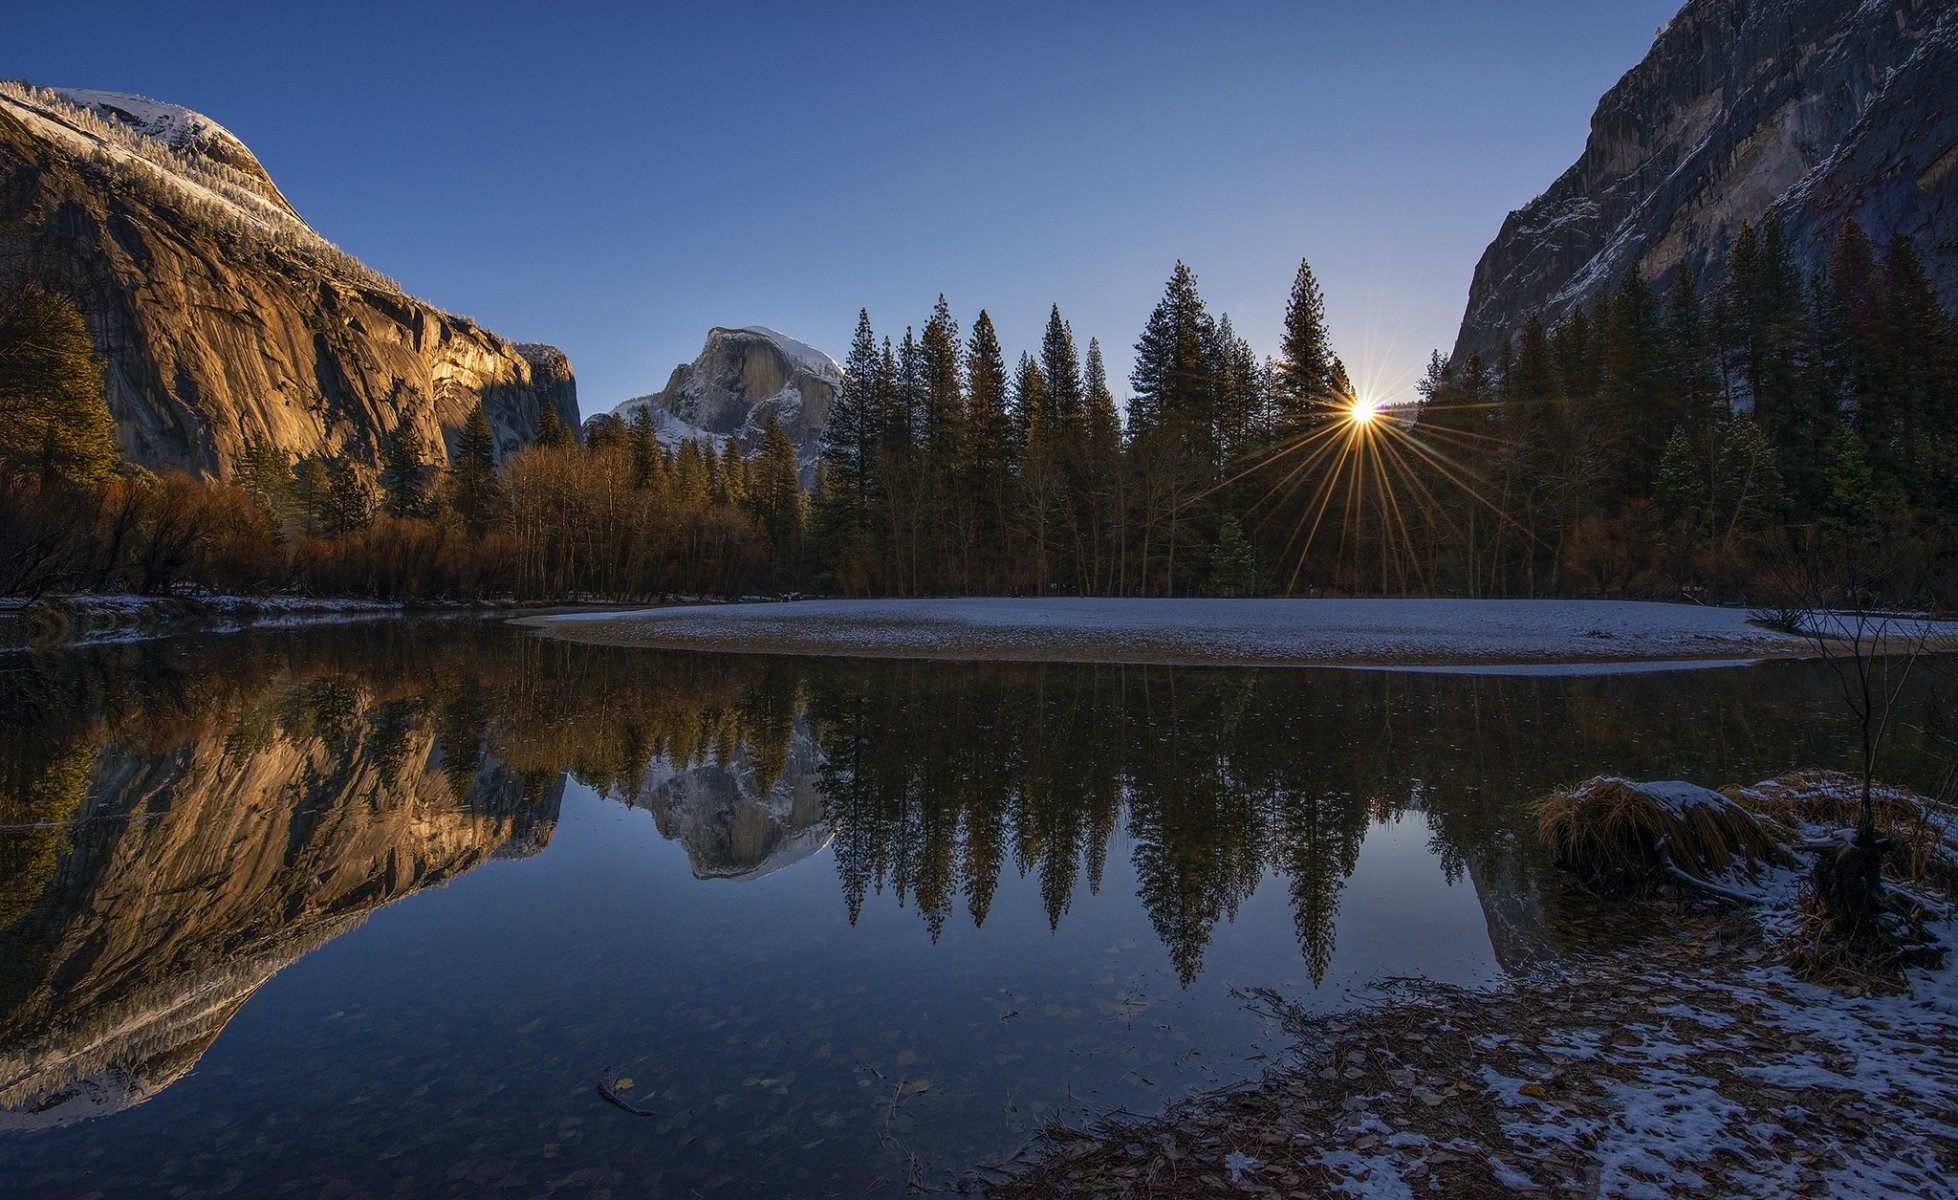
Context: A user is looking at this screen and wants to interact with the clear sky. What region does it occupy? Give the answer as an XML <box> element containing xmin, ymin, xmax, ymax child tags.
<box><xmin>7</xmin><ymin>0</ymin><xmax>1680</xmax><ymax>417</ymax></box>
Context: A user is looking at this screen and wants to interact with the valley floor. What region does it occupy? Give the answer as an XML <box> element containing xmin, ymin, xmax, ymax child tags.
<box><xmin>538</xmin><ymin>597</ymin><xmax>1858</xmax><ymax>669</ymax></box>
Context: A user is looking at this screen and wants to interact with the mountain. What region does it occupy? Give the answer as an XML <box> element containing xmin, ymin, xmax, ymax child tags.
<box><xmin>608</xmin><ymin>326</ymin><xmax>839</xmax><ymax>484</ymax></box>
<box><xmin>0</xmin><ymin>694</ymin><xmax>558</xmax><ymax>1128</ymax></box>
<box><xmin>1453</xmin><ymin>0</ymin><xmax>1958</xmax><ymax>363</ymax></box>
<box><xmin>613</xmin><ymin>717</ymin><xmax>830</xmax><ymax>882</ymax></box>
<box><xmin>0</xmin><ymin>82</ymin><xmax>579</xmax><ymax>476</ymax></box>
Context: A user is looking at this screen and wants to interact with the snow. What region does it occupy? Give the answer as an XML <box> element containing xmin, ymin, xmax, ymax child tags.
<box><xmin>543</xmin><ymin>597</ymin><xmax>1841</xmax><ymax>671</ymax></box>
<box><xmin>739</xmin><ymin>326</ymin><xmax>843</xmax><ymax>379</ymax></box>
<box><xmin>1623</xmin><ymin>779</ymin><xmax>1733</xmax><ymax>819</ymax></box>
<box><xmin>50</xmin><ymin>88</ymin><xmax>245</xmax><ymax>154</ymax></box>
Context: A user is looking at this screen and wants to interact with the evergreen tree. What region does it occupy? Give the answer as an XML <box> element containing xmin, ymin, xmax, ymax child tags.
<box><xmin>1206</xmin><ymin>515</ymin><xmax>1259</xmax><ymax>596</ymax></box>
<box><xmin>1039</xmin><ymin>305</ymin><xmax>1083</xmax><ymax>428</ymax></box>
<box><xmin>1130</xmin><ymin>261</ymin><xmax>1219</xmax><ymax>444</ymax></box>
<box><xmin>534</xmin><ymin>402</ymin><xmax>573</xmax><ymax>449</ymax></box>
<box><xmin>672</xmin><ymin>439</ymin><xmax>710</xmax><ymax>507</ymax></box>
<box><xmin>919</xmin><ymin>296</ymin><xmax>965</xmax><ymax>462</ymax></box>
<box><xmin>1652</xmin><ymin>426</ymin><xmax>1702</xmax><ymax>526</ymax></box>
<box><xmin>237</xmin><ymin>440</ymin><xmax>294</xmax><ymax>519</ymax></box>
<box><xmin>0</xmin><ymin>287</ymin><xmax>118</xmax><ymax>486</ymax></box>
<box><xmin>378</xmin><ymin>421</ymin><xmax>431</xmax><ymax>518</ymax></box>
<box><xmin>627</xmin><ymin>406</ymin><xmax>661</xmax><ymax>489</ymax></box>
<box><xmin>824</xmin><ymin>309</ymin><xmax>883</xmax><ymax>498</ymax></box>
<box><xmin>324</xmin><ymin>455</ymin><xmax>374</xmax><ymax>534</ymax></box>
<box><xmin>1273</xmin><ymin>258</ymin><xmax>1338</xmax><ymax>432</ymax></box>
<box><xmin>448</xmin><ymin>403</ymin><xmax>504</xmax><ymax>534</ymax></box>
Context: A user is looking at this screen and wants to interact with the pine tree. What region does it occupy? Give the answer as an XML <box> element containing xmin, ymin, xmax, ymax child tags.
<box><xmin>534</xmin><ymin>402</ymin><xmax>573</xmax><ymax>449</ymax></box>
<box><xmin>1206</xmin><ymin>515</ymin><xmax>1259</xmax><ymax>596</ymax></box>
<box><xmin>627</xmin><ymin>406</ymin><xmax>661</xmax><ymax>489</ymax></box>
<box><xmin>1273</xmin><ymin>258</ymin><xmax>1338</xmax><ymax>433</ymax></box>
<box><xmin>237</xmin><ymin>439</ymin><xmax>294</xmax><ymax>518</ymax></box>
<box><xmin>824</xmin><ymin>308</ymin><xmax>883</xmax><ymax>499</ymax></box>
<box><xmin>1130</xmin><ymin>261</ymin><xmax>1219</xmax><ymax>444</ymax></box>
<box><xmin>964</xmin><ymin>315</ymin><xmax>1012</xmax><ymax>476</ymax></box>
<box><xmin>379</xmin><ymin>421</ymin><xmax>430</xmax><ymax>518</ymax></box>
<box><xmin>672</xmin><ymin>440</ymin><xmax>710</xmax><ymax>507</ymax></box>
<box><xmin>0</xmin><ymin>287</ymin><xmax>118</xmax><ymax>486</ymax></box>
<box><xmin>1039</xmin><ymin>305</ymin><xmax>1083</xmax><ymax>428</ymax></box>
<box><xmin>448</xmin><ymin>403</ymin><xmax>504</xmax><ymax>534</ymax></box>
<box><xmin>1652</xmin><ymin>426</ymin><xmax>1702</xmax><ymax>526</ymax></box>
<box><xmin>919</xmin><ymin>296</ymin><xmax>965</xmax><ymax>462</ymax></box>
<box><xmin>1714</xmin><ymin>412</ymin><xmax>1782</xmax><ymax>534</ymax></box>
<box><xmin>324</xmin><ymin>455</ymin><xmax>374</xmax><ymax>534</ymax></box>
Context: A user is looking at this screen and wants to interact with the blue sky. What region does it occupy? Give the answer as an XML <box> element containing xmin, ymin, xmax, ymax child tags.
<box><xmin>8</xmin><ymin>1</ymin><xmax>1680</xmax><ymax>416</ymax></box>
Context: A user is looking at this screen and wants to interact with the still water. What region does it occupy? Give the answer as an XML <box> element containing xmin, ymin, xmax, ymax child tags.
<box><xmin>0</xmin><ymin>620</ymin><xmax>1946</xmax><ymax>1197</ymax></box>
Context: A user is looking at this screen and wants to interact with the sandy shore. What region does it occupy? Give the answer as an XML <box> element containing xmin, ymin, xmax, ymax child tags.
<box><xmin>525</xmin><ymin>597</ymin><xmax>1922</xmax><ymax>670</ymax></box>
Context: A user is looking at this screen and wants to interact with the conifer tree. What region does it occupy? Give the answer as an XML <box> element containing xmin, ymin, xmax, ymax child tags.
<box><xmin>919</xmin><ymin>296</ymin><xmax>965</xmax><ymax>462</ymax></box>
<box><xmin>448</xmin><ymin>403</ymin><xmax>504</xmax><ymax>534</ymax></box>
<box><xmin>1039</xmin><ymin>305</ymin><xmax>1083</xmax><ymax>428</ymax></box>
<box><xmin>534</xmin><ymin>402</ymin><xmax>573</xmax><ymax>449</ymax></box>
<box><xmin>1273</xmin><ymin>258</ymin><xmax>1338</xmax><ymax>433</ymax></box>
<box><xmin>672</xmin><ymin>440</ymin><xmax>710</xmax><ymax>507</ymax></box>
<box><xmin>627</xmin><ymin>406</ymin><xmax>661</xmax><ymax>489</ymax></box>
<box><xmin>324</xmin><ymin>455</ymin><xmax>374</xmax><ymax>534</ymax></box>
<box><xmin>824</xmin><ymin>309</ymin><xmax>883</xmax><ymax>499</ymax></box>
<box><xmin>379</xmin><ymin>421</ymin><xmax>430</xmax><ymax>518</ymax></box>
<box><xmin>0</xmin><ymin>287</ymin><xmax>118</xmax><ymax>486</ymax></box>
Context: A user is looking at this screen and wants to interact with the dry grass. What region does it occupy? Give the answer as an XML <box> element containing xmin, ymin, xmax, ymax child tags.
<box><xmin>1534</xmin><ymin>775</ymin><xmax>1787</xmax><ymax>884</ymax></box>
<box><xmin>1723</xmin><ymin>769</ymin><xmax>1958</xmax><ymax>894</ymax></box>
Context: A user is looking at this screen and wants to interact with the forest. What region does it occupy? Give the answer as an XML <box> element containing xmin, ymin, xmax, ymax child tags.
<box><xmin>1</xmin><ymin>210</ymin><xmax>1953</xmax><ymax>605</ymax></box>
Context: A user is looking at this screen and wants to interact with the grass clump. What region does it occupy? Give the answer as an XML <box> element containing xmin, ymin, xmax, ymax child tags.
<box><xmin>1535</xmin><ymin>775</ymin><xmax>1788</xmax><ymax>889</ymax></box>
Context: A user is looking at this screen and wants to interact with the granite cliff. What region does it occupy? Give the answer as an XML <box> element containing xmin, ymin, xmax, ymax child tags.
<box><xmin>1454</xmin><ymin>0</ymin><xmax>1958</xmax><ymax>362</ymax></box>
<box><xmin>0</xmin><ymin>83</ymin><xmax>578</xmax><ymax>476</ymax></box>
<box><xmin>609</xmin><ymin>326</ymin><xmax>839</xmax><ymax>485</ymax></box>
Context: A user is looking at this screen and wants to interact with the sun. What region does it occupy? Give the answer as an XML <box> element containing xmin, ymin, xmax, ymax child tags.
<box><xmin>1348</xmin><ymin>396</ymin><xmax>1378</xmax><ymax>426</ymax></box>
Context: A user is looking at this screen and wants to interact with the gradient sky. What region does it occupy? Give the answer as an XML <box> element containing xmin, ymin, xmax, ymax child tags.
<box><xmin>8</xmin><ymin>0</ymin><xmax>1680</xmax><ymax>417</ymax></box>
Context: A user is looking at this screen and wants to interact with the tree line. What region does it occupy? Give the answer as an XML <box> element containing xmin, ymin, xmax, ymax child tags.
<box><xmin>3</xmin><ymin>210</ymin><xmax>1953</xmax><ymax>605</ymax></box>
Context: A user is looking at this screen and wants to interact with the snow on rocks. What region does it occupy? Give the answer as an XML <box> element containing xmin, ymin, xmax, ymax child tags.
<box><xmin>991</xmin><ymin>912</ymin><xmax>1958</xmax><ymax>1199</ymax></box>
<box><xmin>542</xmin><ymin>597</ymin><xmax>1835</xmax><ymax>671</ymax></box>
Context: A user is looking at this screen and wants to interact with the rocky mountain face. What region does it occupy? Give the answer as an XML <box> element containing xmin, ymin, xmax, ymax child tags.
<box><xmin>615</xmin><ymin>718</ymin><xmax>830</xmax><ymax>881</ymax></box>
<box><xmin>1454</xmin><ymin>0</ymin><xmax>1958</xmax><ymax>362</ymax></box>
<box><xmin>0</xmin><ymin>83</ymin><xmax>578</xmax><ymax>476</ymax></box>
<box><xmin>610</xmin><ymin>326</ymin><xmax>839</xmax><ymax>485</ymax></box>
<box><xmin>0</xmin><ymin>691</ymin><xmax>559</xmax><ymax>1128</ymax></box>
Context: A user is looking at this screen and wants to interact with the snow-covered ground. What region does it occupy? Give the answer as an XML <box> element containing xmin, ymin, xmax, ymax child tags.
<box><xmin>539</xmin><ymin>597</ymin><xmax>1937</xmax><ymax>670</ymax></box>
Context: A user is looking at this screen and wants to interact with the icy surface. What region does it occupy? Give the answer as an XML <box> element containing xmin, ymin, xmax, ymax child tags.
<box><xmin>545</xmin><ymin>598</ymin><xmax>1825</xmax><ymax>669</ymax></box>
<box><xmin>739</xmin><ymin>326</ymin><xmax>842</xmax><ymax>379</ymax></box>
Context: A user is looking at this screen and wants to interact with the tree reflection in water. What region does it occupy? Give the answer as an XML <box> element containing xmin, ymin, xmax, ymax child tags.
<box><xmin>1</xmin><ymin>619</ymin><xmax>1949</xmax><ymax>1126</ymax></box>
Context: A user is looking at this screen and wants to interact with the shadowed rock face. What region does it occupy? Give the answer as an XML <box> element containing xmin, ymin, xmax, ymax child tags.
<box><xmin>1454</xmin><ymin>0</ymin><xmax>1958</xmax><ymax>362</ymax></box>
<box><xmin>0</xmin><ymin>86</ymin><xmax>579</xmax><ymax>476</ymax></box>
<box><xmin>0</xmin><ymin>699</ymin><xmax>560</xmax><ymax>1128</ymax></box>
<box><xmin>610</xmin><ymin>327</ymin><xmax>839</xmax><ymax>485</ymax></box>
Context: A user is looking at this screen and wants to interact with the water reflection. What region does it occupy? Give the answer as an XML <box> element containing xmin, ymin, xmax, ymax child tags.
<box><xmin>0</xmin><ymin>621</ymin><xmax>1946</xmax><ymax>1193</ymax></box>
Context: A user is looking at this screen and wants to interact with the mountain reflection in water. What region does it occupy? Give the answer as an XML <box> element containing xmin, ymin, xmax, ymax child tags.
<box><xmin>0</xmin><ymin>620</ymin><xmax>1946</xmax><ymax>1193</ymax></box>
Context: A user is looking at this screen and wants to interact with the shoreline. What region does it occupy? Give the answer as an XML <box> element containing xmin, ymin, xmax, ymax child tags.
<box><xmin>531</xmin><ymin>597</ymin><xmax>1956</xmax><ymax>672</ymax></box>
<box><xmin>982</xmin><ymin>909</ymin><xmax>1958</xmax><ymax>1199</ymax></box>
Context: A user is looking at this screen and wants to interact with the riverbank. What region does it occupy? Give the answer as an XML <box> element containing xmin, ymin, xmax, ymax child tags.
<box><xmin>0</xmin><ymin>594</ymin><xmax>628</xmax><ymax>651</ymax></box>
<box><xmin>532</xmin><ymin>597</ymin><xmax>1956</xmax><ymax>670</ymax></box>
<box><xmin>983</xmin><ymin>908</ymin><xmax>1958</xmax><ymax>1199</ymax></box>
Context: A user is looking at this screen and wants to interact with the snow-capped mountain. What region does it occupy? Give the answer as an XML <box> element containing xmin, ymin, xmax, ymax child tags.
<box><xmin>0</xmin><ymin>81</ymin><xmax>578</xmax><ymax>475</ymax></box>
<box><xmin>1454</xmin><ymin>0</ymin><xmax>1958</xmax><ymax>362</ymax></box>
<box><xmin>614</xmin><ymin>718</ymin><xmax>830</xmax><ymax>882</ymax></box>
<box><xmin>608</xmin><ymin>326</ymin><xmax>839</xmax><ymax>485</ymax></box>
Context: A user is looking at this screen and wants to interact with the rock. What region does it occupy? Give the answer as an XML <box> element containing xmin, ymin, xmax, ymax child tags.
<box><xmin>1454</xmin><ymin>0</ymin><xmax>1958</xmax><ymax>363</ymax></box>
<box><xmin>0</xmin><ymin>83</ymin><xmax>578</xmax><ymax>477</ymax></box>
<box><xmin>608</xmin><ymin>327</ymin><xmax>840</xmax><ymax>485</ymax></box>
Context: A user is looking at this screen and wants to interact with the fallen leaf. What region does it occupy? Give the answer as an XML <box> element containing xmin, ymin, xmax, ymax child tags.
<box><xmin>1518</xmin><ymin>1083</ymin><xmax>1548</xmax><ymax>1100</ymax></box>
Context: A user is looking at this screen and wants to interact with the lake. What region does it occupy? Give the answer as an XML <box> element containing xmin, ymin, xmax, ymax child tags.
<box><xmin>0</xmin><ymin>619</ymin><xmax>1946</xmax><ymax>1197</ymax></box>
